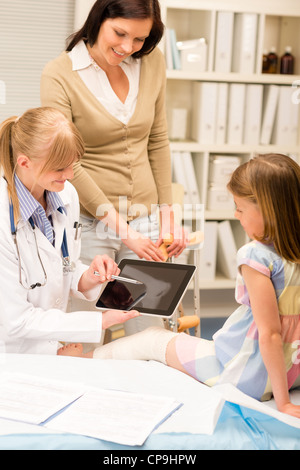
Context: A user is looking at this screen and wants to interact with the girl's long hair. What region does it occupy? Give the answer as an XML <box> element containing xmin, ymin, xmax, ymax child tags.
<box><xmin>66</xmin><ymin>0</ymin><xmax>164</xmax><ymax>58</ymax></box>
<box><xmin>227</xmin><ymin>153</ymin><xmax>300</xmax><ymax>263</ymax></box>
<box><xmin>0</xmin><ymin>107</ymin><xmax>85</xmax><ymax>224</ymax></box>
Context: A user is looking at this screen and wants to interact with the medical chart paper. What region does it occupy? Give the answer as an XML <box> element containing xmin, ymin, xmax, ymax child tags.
<box><xmin>45</xmin><ymin>388</ymin><xmax>181</xmax><ymax>446</ymax></box>
<box><xmin>0</xmin><ymin>373</ymin><xmax>85</xmax><ymax>425</ymax></box>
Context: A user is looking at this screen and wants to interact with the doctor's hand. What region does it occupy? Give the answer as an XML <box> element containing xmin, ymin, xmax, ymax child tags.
<box><xmin>78</xmin><ymin>254</ymin><xmax>120</xmax><ymax>293</ymax></box>
<box><xmin>102</xmin><ymin>309</ymin><xmax>140</xmax><ymax>330</ymax></box>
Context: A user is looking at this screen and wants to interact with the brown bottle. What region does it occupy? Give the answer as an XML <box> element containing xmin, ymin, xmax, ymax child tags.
<box><xmin>267</xmin><ymin>47</ymin><xmax>278</xmax><ymax>74</ymax></box>
<box><xmin>280</xmin><ymin>46</ymin><xmax>294</xmax><ymax>74</ymax></box>
<box><xmin>262</xmin><ymin>50</ymin><xmax>270</xmax><ymax>73</ymax></box>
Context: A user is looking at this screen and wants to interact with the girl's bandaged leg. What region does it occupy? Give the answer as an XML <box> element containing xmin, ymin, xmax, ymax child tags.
<box><xmin>93</xmin><ymin>326</ymin><xmax>177</xmax><ymax>364</ymax></box>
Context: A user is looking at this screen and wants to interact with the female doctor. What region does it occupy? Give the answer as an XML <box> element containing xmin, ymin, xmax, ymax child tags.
<box><xmin>0</xmin><ymin>107</ymin><xmax>139</xmax><ymax>355</ymax></box>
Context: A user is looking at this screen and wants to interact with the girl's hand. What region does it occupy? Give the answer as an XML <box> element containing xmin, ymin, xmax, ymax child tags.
<box><xmin>277</xmin><ymin>402</ymin><xmax>300</xmax><ymax>419</ymax></box>
<box><xmin>78</xmin><ymin>254</ymin><xmax>120</xmax><ymax>292</ymax></box>
<box><xmin>101</xmin><ymin>309</ymin><xmax>140</xmax><ymax>330</ymax></box>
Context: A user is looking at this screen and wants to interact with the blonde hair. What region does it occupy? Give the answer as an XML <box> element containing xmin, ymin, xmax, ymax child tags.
<box><xmin>0</xmin><ymin>107</ymin><xmax>85</xmax><ymax>223</ymax></box>
<box><xmin>227</xmin><ymin>153</ymin><xmax>300</xmax><ymax>263</ymax></box>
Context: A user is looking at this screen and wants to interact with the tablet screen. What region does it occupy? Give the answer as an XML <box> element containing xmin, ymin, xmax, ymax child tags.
<box><xmin>96</xmin><ymin>259</ymin><xmax>196</xmax><ymax>317</ymax></box>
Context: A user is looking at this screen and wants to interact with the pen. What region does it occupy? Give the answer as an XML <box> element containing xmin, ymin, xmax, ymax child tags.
<box><xmin>93</xmin><ymin>272</ymin><xmax>143</xmax><ymax>285</ymax></box>
<box><xmin>74</xmin><ymin>222</ymin><xmax>82</xmax><ymax>240</ymax></box>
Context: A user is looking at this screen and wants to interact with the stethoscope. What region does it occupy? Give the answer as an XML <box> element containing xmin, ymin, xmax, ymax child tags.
<box><xmin>9</xmin><ymin>201</ymin><xmax>74</xmax><ymax>290</ymax></box>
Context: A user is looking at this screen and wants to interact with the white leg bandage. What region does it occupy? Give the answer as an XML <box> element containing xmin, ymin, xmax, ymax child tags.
<box><xmin>93</xmin><ymin>326</ymin><xmax>177</xmax><ymax>364</ymax></box>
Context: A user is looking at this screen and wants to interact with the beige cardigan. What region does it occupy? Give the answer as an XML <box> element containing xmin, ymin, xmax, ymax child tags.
<box><xmin>40</xmin><ymin>47</ymin><xmax>172</xmax><ymax>221</ymax></box>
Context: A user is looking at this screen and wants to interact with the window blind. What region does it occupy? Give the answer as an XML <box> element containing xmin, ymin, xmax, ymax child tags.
<box><xmin>0</xmin><ymin>0</ymin><xmax>75</xmax><ymax>121</ymax></box>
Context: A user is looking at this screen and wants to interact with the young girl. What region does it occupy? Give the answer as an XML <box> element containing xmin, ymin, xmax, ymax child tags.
<box><xmin>0</xmin><ymin>107</ymin><xmax>139</xmax><ymax>355</ymax></box>
<box><xmin>59</xmin><ymin>153</ymin><xmax>300</xmax><ymax>419</ymax></box>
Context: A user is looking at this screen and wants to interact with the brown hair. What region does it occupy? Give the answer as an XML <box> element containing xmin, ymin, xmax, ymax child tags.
<box><xmin>227</xmin><ymin>153</ymin><xmax>300</xmax><ymax>263</ymax></box>
<box><xmin>0</xmin><ymin>107</ymin><xmax>85</xmax><ymax>223</ymax></box>
<box><xmin>66</xmin><ymin>0</ymin><xmax>164</xmax><ymax>58</ymax></box>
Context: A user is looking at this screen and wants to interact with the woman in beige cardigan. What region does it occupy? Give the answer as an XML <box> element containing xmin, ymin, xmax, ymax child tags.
<box><xmin>41</xmin><ymin>0</ymin><xmax>186</xmax><ymax>335</ymax></box>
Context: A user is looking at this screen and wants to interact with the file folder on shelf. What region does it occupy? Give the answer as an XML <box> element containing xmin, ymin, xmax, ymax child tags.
<box><xmin>260</xmin><ymin>85</ymin><xmax>280</xmax><ymax>145</ymax></box>
<box><xmin>198</xmin><ymin>222</ymin><xmax>218</xmax><ymax>280</ymax></box>
<box><xmin>182</xmin><ymin>152</ymin><xmax>201</xmax><ymax>205</ymax></box>
<box><xmin>215</xmin><ymin>83</ymin><xmax>229</xmax><ymax>145</ymax></box>
<box><xmin>172</xmin><ymin>152</ymin><xmax>189</xmax><ymax>205</ymax></box>
<box><xmin>172</xmin><ymin>152</ymin><xmax>201</xmax><ymax>205</ymax></box>
<box><xmin>217</xmin><ymin>220</ymin><xmax>237</xmax><ymax>280</ymax></box>
<box><xmin>165</xmin><ymin>28</ymin><xmax>174</xmax><ymax>70</ymax></box>
<box><xmin>192</xmin><ymin>82</ymin><xmax>218</xmax><ymax>144</ymax></box>
<box><xmin>273</xmin><ymin>86</ymin><xmax>300</xmax><ymax>147</ymax></box>
<box><xmin>243</xmin><ymin>84</ymin><xmax>263</xmax><ymax>145</ymax></box>
<box><xmin>170</xmin><ymin>28</ymin><xmax>181</xmax><ymax>70</ymax></box>
<box><xmin>214</xmin><ymin>11</ymin><xmax>234</xmax><ymax>73</ymax></box>
<box><xmin>232</xmin><ymin>13</ymin><xmax>258</xmax><ymax>74</ymax></box>
<box><xmin>227</xmin><ymin>84</ymin><xmax>246</xmax><ymax>145</ymax></box>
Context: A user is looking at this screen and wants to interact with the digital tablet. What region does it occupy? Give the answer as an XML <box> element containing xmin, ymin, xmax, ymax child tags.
<box><xmin>96</xmin><ymin>259</ymin><xmax>196</xmax><ymax>318</ymax></box>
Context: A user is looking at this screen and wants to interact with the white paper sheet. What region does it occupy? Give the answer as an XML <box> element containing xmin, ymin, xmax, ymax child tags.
<box><xmin>0</xmin><ymin>372</ymin><xmax>85</xmax><ymax>425</ymax></box>
<box><xmin>45</xmin><ymin>388</ymin><xmax>181</xmax><ymax>446</ymax></box>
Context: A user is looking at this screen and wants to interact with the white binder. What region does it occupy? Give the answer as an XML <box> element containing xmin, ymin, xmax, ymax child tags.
<box><xmin>168</xmin><ymin>108</ymin><xmax>188</xmax><ymax>141</ymax></box>
<box><xmin>215</xmin><ymin>83</ymin><xmax>229</xmax><ymax>145</ymax></box>
<box><xmin>289</xmin><ymin>92</ymin><xmax>300</xmax><ymax>146</ymax></box>
<box><xmin>217</xmin><ymin>220</ymin><xmax>237</xmax><ymax>280</ymax></box>
<box><xmin>214</xmin><ymin>11</ymin><xmax>234</xmax><ymax>73</ymax></box>
<box><xmin>169</xmin><ymin>28</ymin><xmax>181</xmax><ymax>70</ymax></box>
<box><xmin>182</xmin><ymin>152</ymin><xmax>201</xmax><ymax>205</ymax></box>
<box><xmin>227</xmin><ymin>84</ymin><xmax>246</xmax><ymax>145</ymax></box>
<box><xmin>172</xmin><ymin>152</ymin><xmax>189</xmax><ymax>205</ymax></box>
<box><xmin>165</xmin><ymin>28</ymin><xmax>174</xmax><ymax>70</ymax></box>
<box><xmin>260</xmin><ymin>85</ymin><xmax>280</xmax><ymax>145</ymax></box>
<box><xmin>243</xmin><ymin>84</ymin><xmax>263</xmax><ymax>145</ymax></box>
<box><xmin>232</xmin><ymin>13</ymin><xmax>258</xmax><ymax>74</ymax></box>
<box><xmin>273</xmin><ymin>86</ymin><xmax>300</xmax><ymax>146</ymax></box>
<box><xmin>192</xmin><ymin>82</ymin><xmax>218</xmax><ymax>144</ymax></box>
<box><xmin>198</xmin><ymin>222</ymin><xmax>218</xmax><ymax>280</ymax></box>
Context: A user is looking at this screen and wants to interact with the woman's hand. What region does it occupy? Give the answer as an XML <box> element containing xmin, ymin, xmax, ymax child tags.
<box><xmin>122</xmin><ymin>227</ymin><xmax>165</xmax><ymax>261</ymax></box>
<box><xmin>101</xmin><ymin>309</ymin><xmax>140</xmax><ymax>330</ymax></box>
<box><xmin>156</xmin><ymin>224</ymin><xmax>187</xmax><ymax>259</ymax></box>
<box><xmin>78</xmin><ymin>254</ymin><xmax>120</xmax><ymax>293</ymax></box>
<box><xmin>157</xmin><ymin>205</ymin><xmax>188</xmax><ymax>259</ymax></box>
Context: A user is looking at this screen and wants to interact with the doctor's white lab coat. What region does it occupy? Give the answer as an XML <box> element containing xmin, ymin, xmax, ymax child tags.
<box><xmin>0</xmin><ymin>178</ymin><xmax>103</xmax><ymax>354</ymax></box>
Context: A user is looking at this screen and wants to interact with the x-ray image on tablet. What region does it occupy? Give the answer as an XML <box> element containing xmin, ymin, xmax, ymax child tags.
<box><xmin>96</xmin><ymin>259</ymin><xmax>196</xmax><ymax>318</ymax></box>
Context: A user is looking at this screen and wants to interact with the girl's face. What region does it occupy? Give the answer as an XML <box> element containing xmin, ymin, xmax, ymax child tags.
<box><xmin>234</xmin><ymin>196</ymin><xmax>265</xmax><ymax>240</ymax></box>
<box><xmin>90</xmin><ymin>17</ymin><xmax>153</xmax><ymax>67</ymax></box>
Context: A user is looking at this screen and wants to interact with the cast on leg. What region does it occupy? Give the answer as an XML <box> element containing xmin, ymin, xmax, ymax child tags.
<box><xmin>93</xmin><ymin>326</ymin><xmax>177</xmax><ymax>364</ymax></box>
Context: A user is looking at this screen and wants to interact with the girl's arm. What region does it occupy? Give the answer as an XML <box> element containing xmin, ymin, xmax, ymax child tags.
<box><xmin>241</xmin><ymin>264</ymin><xmax>300</xmax><ymax>418</ymax></box>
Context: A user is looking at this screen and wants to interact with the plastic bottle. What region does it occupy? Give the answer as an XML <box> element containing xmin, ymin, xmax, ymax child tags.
<box><xmin>280</xmin><ymin>46</ymin><xmax>294</xmax><ymax>74</ymax></box>
<box><xmin>262</xmin><ymin>50</ymin><xmax>270</xmax><ymax>73</ymax></box>
<box><xmin>267</xmin><ymin>47</ymin><xmax>278</xmax><ymax>74</ymax></box>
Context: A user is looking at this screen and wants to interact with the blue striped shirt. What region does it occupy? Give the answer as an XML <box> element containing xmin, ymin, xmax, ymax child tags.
<box><xmin>14</xmin><ymin>175</ymin><xmax>66</xmax><ymax>244</ymax></box>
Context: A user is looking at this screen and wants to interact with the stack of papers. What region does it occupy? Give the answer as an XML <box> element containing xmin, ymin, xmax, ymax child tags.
<box><xmin>0</xmin><ymin>373</ymin><xmax>181</xmax><ymax>446</ymax></box>
<box><xmin>0</xmin><ymin>373</ymin><xmax>85</xmax><ymax>425</ymax></box>
<box><xmin>45</xmin><ymin>388</ymin><xmax>181</xmax><ymax>446</ymax></box>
